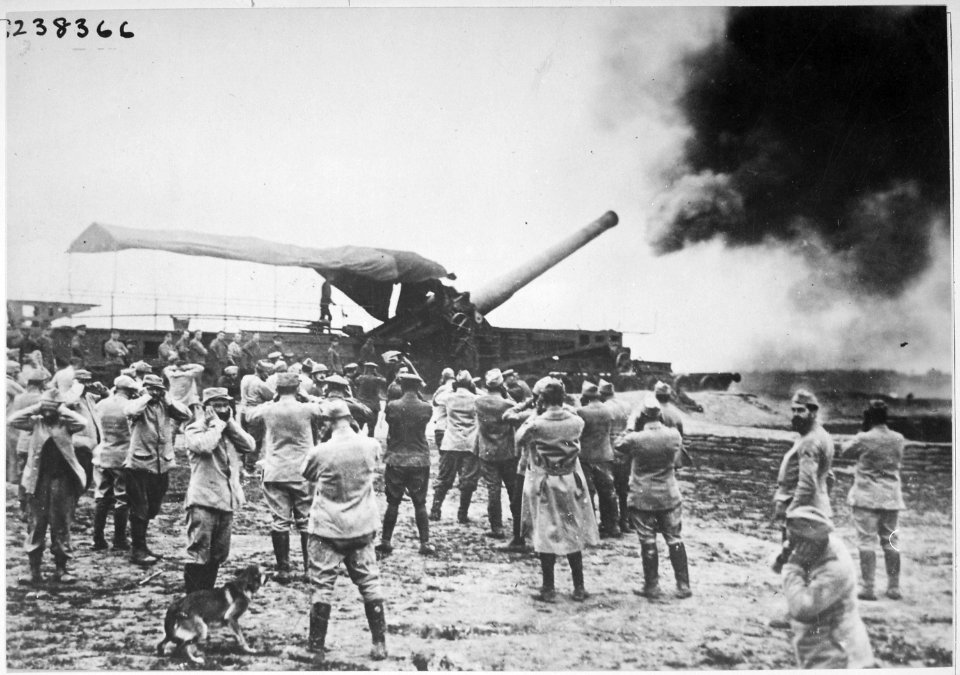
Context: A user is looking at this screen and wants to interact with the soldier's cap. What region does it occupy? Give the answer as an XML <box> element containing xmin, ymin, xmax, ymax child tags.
<box><xmin>256</xmin><ymin>359</ymin><xmax>274</xmax><ymax>371</ymax></box>
<box><xmin>121</xmin><ymin>367</ymin><xmax>137</xmax><ymax>378</ymax></box>
<box><xmin>532</xmin><ymin>376</ymin><xmax>563</xmax><ymax>396</ymax></box>
<box><xmin>344</xmin><ymin>362</ymin><xmax>359</xmax><ymax>371</ymax></box>
<box><xmin>276</xmin><ymin>372</ymin><xmax>300</xmax><ymax>388</ymax></box>
<box><xmin>640</xmin><ymin>394</ymin><xmax>662</xmax><ymax>416</ymax></box>
<box><xmin>325</xmin><ymin>374</ymin><xmax>351</xmax><ymax>388</ymax></box>
<box><xmin>75</xmin><ymin>324</ymin><xmax>87</xmax><ymax>331</ymax></box>
<box><xmin>598</xmin><ymin>379</ymin><xmax>614</xmax><ymax>395</ymax></box>
<box><xmin>456</xmin><ymin>370</ymin><xmax>473</xmax><ymax>385</ymax></box>
<box><xmin>398</xmin><ymin>372</ymin><xmax>424</xmax><ymax>386</ymax></box>
<box><xmin>440</xmin><ymin>367</ymin><xmax>455</xmax><ymax>380</ymax></box>
<box><xmin>223</xmin><ymin>365</ymin><xmax>239</xmax><ymax>376</ymax></box>
<box><xmin>267</xmin><ymin>351</ymin><xmax>283</xmax><ymax>360</ymax></box>
<box><xmin>654</xmin><ymin>380</ymin><xmax>672</xmax><ymax>397</ymax></box>
<box><xmin>202</xmin><ymin>387</ymin><xmax>232</xmax><ymax>404</ymax></box>
<box><xmin>312</xmin><ymin>363</ymin><xmax>330</xmax><ymax>374</ymax></box>
<box><xmin>301</xmin><ymin>357</ymin><xmax>317</xmax><ymax>373</ymax></box>
<box><xmin>791</xmin><ymin>389</ymin><xmax>820</xmax><ymax>410</ymax></box>
<box><xmin>39</xmin><ymin>389</ymin><xmax>64</xmax><ymax>409</ymax></box>
<box><xmin>74</xmin><ymin>369</ymin><xmax>93</xmax><ymax>382</ymax></box>
<box><xmin>485</xmin><ymin>368</ymin><xmax>504</xmax><ymax>388</ymax></box>
<box><xmin>363</xmin><ymin>361</ymin><xmax>380</xmax><ymax>369</ymax></box>
<box><xmin>142</xmin><ymin>374</ymin><xmax>166</xmax><ymax>390</ymax></box>
<box><xmin>868</xmin><ymin>399</ymin><xmax>888</xmax><ymax>412</ymax></box>
<box><xmin>132</xmin><ymin>360</ymin><xmax>153</xmax><ymax>374</ymax></box>
<box><xmin>282</xmin><ymin>352</ymin><xmax>295</xmax><ymax>359</ymax></box>
<box><xmin>501</xmin><ymin>368</ymin><xmax>516</xmax><ymax>378</ymax></box>
<box><xmin>27</xmin><ymin>368</ymin><xmax>52</xmax><ymax>383</ymax></box>
<box><xmin>381</xmin><ymin>350</ymin><xmax>402</xmax><ymax>363</ymax></box>
<box><xmin>581</xmin><ymin>380</ymin><xmax>599</xmax><ymax>397</ymax></box>
<box><xmin>785</xmin><ymin>506</ymin><xmax>834</xmax><ymax>540</ymax></box>
<box><xmin>113</xmin><ymin>375</ymin><xmax>140</xmax><ymax>391</ymax></box>
<box><xmin>7</xmin><ymin>360</ymin><xmax>21</xmax><ymax>374</ymax></box>
<box><xmin>273</xmin><ymin>361</ymin><xmax>288</xmax><ymax>372</ymax></box>
<box><xmin>323</xmin><ymin>399</ymin><xmax>352</xmax><ymax>420</ymax></box>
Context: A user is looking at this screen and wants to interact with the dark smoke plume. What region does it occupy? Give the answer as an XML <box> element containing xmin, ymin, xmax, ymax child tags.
<box><xmin>651</xmin><ymin>6</ymin><xmax>948</xmax><ymax>297</ymax></box>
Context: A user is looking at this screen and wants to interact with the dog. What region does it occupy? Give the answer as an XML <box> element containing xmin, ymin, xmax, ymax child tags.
<box><xmin>156</xmin><ymin>564</ymin><xmax>268</xmax><ymax>665</ymax></box>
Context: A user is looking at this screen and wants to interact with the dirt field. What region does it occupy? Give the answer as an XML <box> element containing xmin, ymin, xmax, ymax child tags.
<box><xmin>5</xmin><ymin>399</ymin><xmax>954</xmax><ymax>671</ymax></box>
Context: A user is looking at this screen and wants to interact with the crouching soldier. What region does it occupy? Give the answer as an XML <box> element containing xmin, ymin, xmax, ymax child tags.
<box><xmin>301</xmin><ymin>400</ymin><xmax>387</xmax><ymax>660</ymax></box>
<box><xmin>9</xmin><ymin>390</ymin><xmax>89</xmax><ymax>585</ymax></box>
<box><xmin>781</xmin><ymin>506</ymin><xmax>874</xmax><ymax>669</ymax></box>
<box><xmin>182</xmin><ymin>387</ymin><xmax>255</xmax><ymax>592</ymax></box>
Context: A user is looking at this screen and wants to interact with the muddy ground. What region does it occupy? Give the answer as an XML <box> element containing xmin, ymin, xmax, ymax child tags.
<box><xmin>4</xmin><ymin>397</ymin><xmax>954</xmax><ymax>671</ymax></box>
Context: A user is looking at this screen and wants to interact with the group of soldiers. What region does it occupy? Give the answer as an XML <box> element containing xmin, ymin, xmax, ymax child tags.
<box><xmin>5</xmin><ymin>328</ymin><xmax>907</xmax><ymax>668</ymax></box>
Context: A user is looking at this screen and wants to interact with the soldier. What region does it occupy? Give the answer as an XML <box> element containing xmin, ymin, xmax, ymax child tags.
<box><xmin>615</xmin><ymin>395</ymin><xmax>691</xmax><ymax>599</ymax></box>
<box><xmin>70</xmin><ymin>325</ymin><xmax>89</xmax><ymax>366</ymax></box>
<box><xmin>207</xmin><ymin>330</ymin><xmax>231</xmax><ymax>380</ymax></box>
<box><xmin>217</xmin><ymin>365</ymin><xmax>242</xmax><ymax>404</ymax></box>
<box><xmin>158</xmin><ymin>332</ymin><xmax>178</xmax><ymax>365</ymax></box>
<box><xmin>238</xmin><ymin>359</ymin><xmax>276</xmax><ymax>473</ymax></box>
<box><xmin>187</xmin><ymin>330</ymin><xmax>208</xmax><ymax>365</ymax></box>
<box><xmin>326</xmin><ymin>339</ymin><xmax>343</xmax><ymax>374</ymax></box>
<box><xmin>781</xmin><ymin>506</ymin><xmax>874</xmax><ymax>669</ymax></box>
<box><xmin>355</xmin><ymin>362</ymin><xmax>386</xmax><ymax>438</ymax></box>
<box><xmin>343</xmin><ymin>362</ymin><xmax>359</xmax><ymax>391</ymax></box>
<box><xmin>227</xmin><ymin>331</ymin><xmax>244</xmax><ymax>367</ymax></box>
<box><xmin>502</xmin><ymin>369</ymin><xmax>533</xmax><ymax>403</ymax></box>
<box><xmin>430</xmin><ymin>367</ymin><xmax>455</xmax><ymax>448</ymax></box>
<box><xmin>319</xmin><ymin>280</ymin><xmax>334</xmax><ymax>326</ymax></box>
<box><xmin>174</xmin><ymin>329</ymin><xmax>192</xmax><ymax>362</ymax></box>
<box><xmin>36</xmin><ymin>326</ymin><xmax>56</xmax><ymax>372</ymax></box>
<box><xmin>91</xmin><ymin>375</ymin><xmax>140</xmax><ymax>552</ymax></box>
<box><xmin>8</xmin><ymin>368</ymin><xmax>50</xmax><ymax>505</ymax></box>
<box><xmin>245</xmin><ymin>371</ymin><xmax>324</xmax><ymax>580</ymax></box>
<box><xmin>164</xmin><ymin>358</ymin><xmax>205</xmax><ymax>407</ymax></box>
<box><xmin>378</xmin><ymin>372</ymin><xmax>434</xmax><ymax>557</ymax></box>
<box><xmin>7</xmin><ymin>360</ymin><xmax>24</xmax><ymax>407</ymax></box>
<box><xmin>599</xmin><ymin>379</ymin><xmax>633</xmax><ymax>533</ymax></box>
<box><xmin>517</xmin><ymin>378</ymin><xmax>598</xmax><ymax>602</ymax></box>
<box><xmin>654</xmin><ymin>381</ymin><xmax>693</xmax><ymax>467</ymax></box>
<box><xmin>9</xmin><ymin>389</ymin><xmax>89</xmax><ymax>585</ymax></box>
<box><xmin>67</xmin><ymin>369</ymin><xmax>108</xmax><ymax>492</ymax></box>
<box><xmin>430</xmin><ymin>371</ymin><xmax>480</xmax><ymax>524</ymax></box>
<box><xmin>300</xmin><ymin>400</ymin><xmax>387</xmax><ymax>660</ymax></box>
<box><xmin>124</xmin><ymin>373</ymin><xmax>191</xmax><ymax>566</ymax></box>
<box><xmin>772</xmin><ymin>389</ymin><xmax>835</xmax><ymax>570</ymax></box>
<box><xmin>16</xmin><ymin>325</ymin><xmax>38</xmax><ymax>365</ymax></box>
<box><xmin>321</xmin><ymin>375</ymin><xmax>372</xmax><ymax>439</ymax></box>
<box><xmin>841</xmin><ymin>400</ymin><xmax>906</xmax><ymax>601</ymax></box>
<box><xmin>240</xmin><ymin>331</ymin><xmax>262</xmax><ymax>373</ymax></box>
<box><xmin>474</xmin><ymin>368</ymin><xmax>521</xmax><ymax>540</ymax></box>
<box><xmin>577</xmin><ymin>381</ymin><xmax>620</xmax><ymax>538</ymax></box>
<box><xmin>103</xmin><ymin>329</ymin><xmax>129</xmax><ymax>381</ymax></box>
<box><xmin>182</xmin><ymin>387</ymin><xmax>255</xmax><ymax>592</ymax></box>
<box><xmin>130</xmin><ymin>360</ymin><xmax>153</xmax><ymax>383</ymax></box>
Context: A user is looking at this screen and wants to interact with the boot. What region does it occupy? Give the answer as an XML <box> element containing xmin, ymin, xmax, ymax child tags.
<box><xmin>184</xmin><ymin>563</ymin><xmax>207</xmax><ymax>594</ymax></box>
<box><xmin>858</xmin><ymin>550</ymin><xmax>877</xmax><ymax>600</ymax></box>
<box><xmin>113</xmin><ymin>506</ymin><xmax>130</xmax><ymax>551</ymax></box>
<box><xmin>300</xmin><ymin>532</ymin><xmax>311</xmax><ymax>577</ymax></box>
<box><xmin>414</xmin><ymin>503</ymin><xmax>434</xmax><ymax>555</ymax></box>
<box><xmin>129</xmin><ymin>518</ymin><xmax>159</xmax><ymax>566</ymax></box>
<box><xmin>638</xmin><ymin>542</ymin><xmax>661</xmax><ymax>598</ymax></box>
<box><xmin>457</xmin><ymin>489</ymin><xmax>474</xmax><ymax>524</ymax></box>
<box><xmin>378</xmin><ymin>503</ymin><xmax>398</xmax><ymax>557</ymax></box>
<box><xmin>52</xmin><ymin>556</ymin><xmax>76</xmax><ymax>585</ymax></box>
<box><xmin>364</xmin><ymin>600</ymin><xmax>388</xmax><ymax>660</ymax></box>
<box><xmin>883</xmin><ymin>548</ymin><xmax>902</xmax><ymax>600</ymax></box>
<box><xmin>668</xmin><ymin>542</ymin><xmax>692</xmax><ymax>598</ymax></box>
<box><xmin>308</xmin><ymin>602</ymin><xmax>331</xmax><ymax>654</ymax></box>
<box><xmin>271</xmin><ymin>531</ymin><xmax>291</xmax><ymax>578</ymax></box>
<box><xmin>92</xmin><ymin>500</ymin><xmax>110</xmax><ymax>551</ymax></box>
<box><xmin>429</xmin><ymin>490</ymin><xmax>446</xmax><ymax>521</ymax></box>
<box><xmin>20</xmin><ymin>551</ymin><xmax>44</xmax><ymax>586</ymax></box>
<box><xmin>206</xmin><ymin>562</ymin><xmax>220</xmax><ymax>590</ymax></box>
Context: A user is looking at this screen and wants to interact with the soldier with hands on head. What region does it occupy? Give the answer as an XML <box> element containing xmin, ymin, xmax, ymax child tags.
<box><xmin>182</xmin><ymin>387</ymin><xmax>255</xmax><ymax>592</ymax></box>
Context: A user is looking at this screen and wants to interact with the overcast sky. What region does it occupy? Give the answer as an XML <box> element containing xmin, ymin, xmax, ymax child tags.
<box><xmin>5</xmin><ymin>5</ymin><xmax>953</xmax><ymax>373</ymax></box>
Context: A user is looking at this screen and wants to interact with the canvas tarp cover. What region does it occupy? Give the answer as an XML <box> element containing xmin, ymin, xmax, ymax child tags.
<box><xmin>67</xmin><ymin>222</ymin><xmax>450</xmax><ymax>321</ymax></box>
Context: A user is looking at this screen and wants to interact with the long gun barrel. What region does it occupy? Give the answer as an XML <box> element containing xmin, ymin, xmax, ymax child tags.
<box><xmin>471</xmin><ymin>211</ymin><xmax>619</xmax><ymax>315</ymax></box>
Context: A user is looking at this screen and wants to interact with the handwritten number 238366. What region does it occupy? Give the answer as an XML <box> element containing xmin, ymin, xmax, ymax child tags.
<box><xmin>6</xmin><ymin>18</ymin><xmax>134</xmax><ymax>38</ymax></box>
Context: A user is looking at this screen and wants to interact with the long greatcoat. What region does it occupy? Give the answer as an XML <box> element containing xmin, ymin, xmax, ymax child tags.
<box><xmin>517</xmin><ymin>406</ymin><xmax>599</xmax><ymax>555</ymax></box>
<box><xmin>8</xmin><ymin>405</ymin><xmax>88</xmax><ymax>496</ymax></box>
